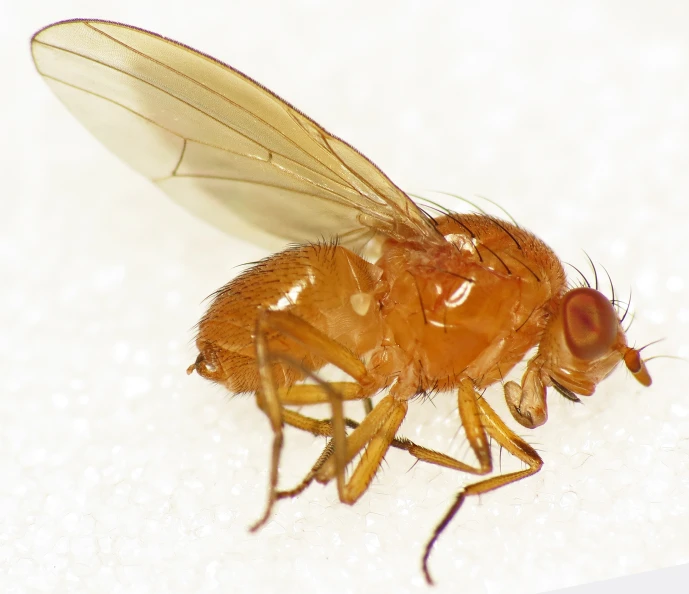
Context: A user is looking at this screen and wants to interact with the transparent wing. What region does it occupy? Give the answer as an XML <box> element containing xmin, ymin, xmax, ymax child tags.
<box><xmin>32</xmin><ymin>19</ymin><xmax>443</xmax><ymax>250</ymax></box>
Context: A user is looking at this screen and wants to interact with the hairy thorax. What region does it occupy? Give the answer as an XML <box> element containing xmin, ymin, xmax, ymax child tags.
<box><xmin>371</xmin><ymin>214</ymin><xmax>567</xmax><ymax>397</ymax></box>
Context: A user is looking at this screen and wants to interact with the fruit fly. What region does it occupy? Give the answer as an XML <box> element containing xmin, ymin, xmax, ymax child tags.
<box><xmin>32</xmin><ymin>19</ymin><xmax>653</xmax><ymax>584</ymax></box>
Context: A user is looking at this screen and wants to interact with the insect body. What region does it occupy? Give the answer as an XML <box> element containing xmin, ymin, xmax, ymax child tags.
<box><xmin>32</xmin><ymin>20</ymin><xmax>653</xmax><ymax>584</ymax></box>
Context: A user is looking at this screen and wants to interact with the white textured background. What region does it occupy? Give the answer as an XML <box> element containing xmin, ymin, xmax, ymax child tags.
<box><xmin>3</xmin><ymin>2</ymin><xmax>689</xmax><ymax>593</ymax></box>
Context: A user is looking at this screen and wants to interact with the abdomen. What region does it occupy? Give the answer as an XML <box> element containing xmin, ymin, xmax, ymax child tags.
<box><xmin>192</xmin><ymin>243</ymin><xmax>385</xmax><ymax>393</ymax></box>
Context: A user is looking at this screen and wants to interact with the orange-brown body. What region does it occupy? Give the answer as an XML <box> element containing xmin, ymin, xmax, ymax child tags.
<box><xmin>189</xmin><ymin>212</ymin><xmax>652</xmax><ymax>584</ymax></box>
<box><xmin>32</xmin><ymin>20</ymin><xmax>655</xmax><ymax>584</ymax></box>
<box><xmin>193</xmin><ymin>213</ymin><xmax>567</xmax><ymax>403</ymax></box>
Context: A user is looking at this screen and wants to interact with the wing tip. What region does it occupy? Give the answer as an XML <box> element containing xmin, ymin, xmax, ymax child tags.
<box><xmin>31</xmin><ymin>18</ymin><xmax>131</xmax><ymax>44</ymax></box>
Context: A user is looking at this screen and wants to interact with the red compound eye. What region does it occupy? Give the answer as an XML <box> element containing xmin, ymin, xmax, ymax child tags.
<box><xmin>562</xmin><ymin>288</ymin><xmax>618</xmax><ymax>360</ymax></box>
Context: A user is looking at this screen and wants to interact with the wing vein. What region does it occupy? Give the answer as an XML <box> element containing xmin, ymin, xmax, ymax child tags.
<box><xmin>85</xmin><ymin>23</ymin><xmax>358</xmax><ymax>191</ymax></box>
<box><xmin>36</xmin><ymin>40</ymin><xmax>353</xmax><ymax>193</ymax></box>
<box><xmin>32</xmin><ymin>19</ymin><xmax>445</xmax><ymax>248</ymax></box>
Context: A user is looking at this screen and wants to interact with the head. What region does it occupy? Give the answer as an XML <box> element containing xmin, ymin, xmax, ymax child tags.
<box><xmin>505</xmin><ymin>286</ymin><xmax>651</xmax><ymax>428</ymax></box>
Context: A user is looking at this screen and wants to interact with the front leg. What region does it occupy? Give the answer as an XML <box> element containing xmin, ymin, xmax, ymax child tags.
<box><xmin>422</xmin><ymin>387</ymin><xmax>543</xmax><ymax>585</ymax></box>
<box><xmin>504</xmin><ymin>361</ymin><xmax>549</xmax><ymax>428</ymax></box>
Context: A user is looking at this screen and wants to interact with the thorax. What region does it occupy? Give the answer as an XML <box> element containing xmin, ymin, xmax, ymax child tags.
<box><xmin>373</xmin><ymin>214</ymin><xmax>567</xmax><ymax>394</ymax></box>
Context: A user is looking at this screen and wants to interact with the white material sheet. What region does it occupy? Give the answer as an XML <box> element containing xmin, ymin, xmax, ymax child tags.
<box><xmin>3</xmin><ymin>2</ymin><xmax>688</xmax><ymax>593</ymax></box>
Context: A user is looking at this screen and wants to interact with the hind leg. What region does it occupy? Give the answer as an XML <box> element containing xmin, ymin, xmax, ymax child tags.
<box><xmin>251</xmin><ymin>309</ymin><xmax>380</xmax><ymax>530</ymax></box>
